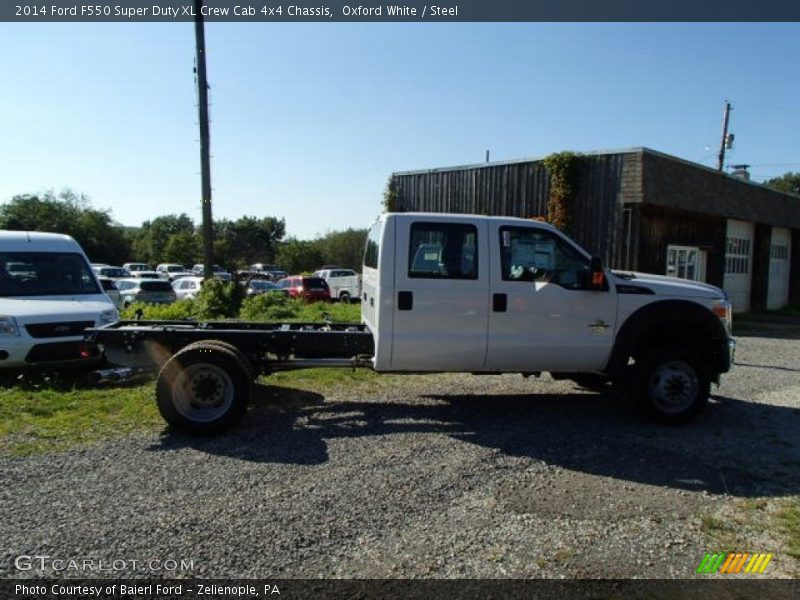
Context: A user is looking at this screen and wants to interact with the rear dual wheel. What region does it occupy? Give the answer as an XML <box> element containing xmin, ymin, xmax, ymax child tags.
<box><xmin>156</xmin><ymin>342</ymin><xmax>252</xmax><ymax>434</ymax></box>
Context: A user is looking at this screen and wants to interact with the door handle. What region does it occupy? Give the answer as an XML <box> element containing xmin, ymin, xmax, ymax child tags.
<box><xmin>398</xmin><ymin>291</ymin><xmax>413</xmax><ymax>311</ymax></box>
<box><xmin>492</xmin><ymin>293</ymin><xmax>507</xmax><ymax>312</ymax></box>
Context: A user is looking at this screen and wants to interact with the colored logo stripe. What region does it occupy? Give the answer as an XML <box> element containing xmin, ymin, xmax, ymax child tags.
<box><xmin>698</xmin><ymin>553</ymin><xmax>773</xmax><ymax>574</ymax></box>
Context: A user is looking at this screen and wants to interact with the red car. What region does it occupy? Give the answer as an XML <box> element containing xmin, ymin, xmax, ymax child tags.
<box><xmin>277</xmin><ymin>276</ymin><xmax>331</xmax><ymax>301</ymax></box>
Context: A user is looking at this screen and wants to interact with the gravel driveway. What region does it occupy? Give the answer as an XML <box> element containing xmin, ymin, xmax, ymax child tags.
<box><xmin>2</xmin><ymin>327</ymin><xmax>799</xmax><ymax>579</ymax></box>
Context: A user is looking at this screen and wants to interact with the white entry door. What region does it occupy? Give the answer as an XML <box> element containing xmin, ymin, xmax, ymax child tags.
<box><xmin>767</xmin><ymin>227</ymin><xmax>791</xmax><ymax>310</ymax></box>
<box><xmin>723</xmin><ymin>220</ymin><xmax>754</xmax><ymax>313</ymax></box>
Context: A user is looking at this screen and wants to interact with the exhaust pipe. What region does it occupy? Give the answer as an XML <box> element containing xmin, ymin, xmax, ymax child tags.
<box><xmin>87</xmin><ymin>366</ymin><xmax>152</xmax><ymax>385</ymax></box>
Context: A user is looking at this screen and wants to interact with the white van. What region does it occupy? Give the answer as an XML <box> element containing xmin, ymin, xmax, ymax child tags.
<box><xmin>0</xmin><ymin>231</ymin><xmax>118</xmax><ymax>369</ymax></box>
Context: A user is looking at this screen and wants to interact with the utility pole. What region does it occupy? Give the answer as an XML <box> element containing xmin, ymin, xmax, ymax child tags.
<box><xmin>717</xmin><ymin>100</ymin><xmax>732</xmax><ymax>172</ymax></box>
<box><xmin>194</xmin><ymin>0</ymin><xmax>214</xmax><ymax>279</ymax></box>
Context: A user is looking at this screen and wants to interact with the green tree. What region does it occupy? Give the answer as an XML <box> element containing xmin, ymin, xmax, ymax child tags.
<box><xmin>276</xmin><ymin>238</ymin><xmax>324</xmax><ymax>274</ymax></box>
<box><xmin>314</xmin><ymin>228</ymin><xmax>368</xmax><ymax>270</ymax></box>
<box><xmin>764</xmin><ymin>172</ymin><xmax>800</xmax><ymax>196</ymax></box>
<box><xmin>213</xmin><ymin>216</ymin><xmax>286</xmax><ymax>269</ymax></box>
<box><xmin>163</xmin><ymin>231</ymin><xmax>200</xmax><ymax>266</ymax></box>
<box><xmin>134</xmin><ymin>213</ymin><xmax>195</xmax><ymax>264</ymax></box>
<box><xmin>0</xmin><ymin>189</ymin><xmax>131</xmax><ymax>264</ymax></box>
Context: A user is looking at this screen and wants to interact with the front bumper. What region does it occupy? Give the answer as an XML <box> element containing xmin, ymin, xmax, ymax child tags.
<box><xmin>0</xmin><ymin>336</ymin><xmax>101</xmax><ymax>369</ymax></box>
<box><xmin>710</xmin><ymin>336</ymin><xmax>736</xmax><ymax>380</ymax></box>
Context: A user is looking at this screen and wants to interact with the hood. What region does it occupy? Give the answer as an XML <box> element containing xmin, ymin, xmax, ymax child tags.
<box><xmin>611</xmin><ymin>271</ymin><xmax>726</xmax><ymax>300</ymax></box>
<box><xmin>0</xmin><ymin>295</ymin><xmax>116</xmax><ymax>323</ymax></box>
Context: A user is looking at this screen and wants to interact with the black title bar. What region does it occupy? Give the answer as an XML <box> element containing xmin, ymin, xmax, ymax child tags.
<box><xmin>4</xmin><ymin>0</ymin><xmax>800</xmax><ymax>22</ymax></box>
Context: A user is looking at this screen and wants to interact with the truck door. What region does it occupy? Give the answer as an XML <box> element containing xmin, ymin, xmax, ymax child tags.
<box><xmin>390</xmin><ymin>218</ymin><xmax>489</xmax><ymax>371</ymax></box>
<box><xmin>486</xmin><ymin>224</ymin><xmax>617</xmax><ymax>372</ymax></box>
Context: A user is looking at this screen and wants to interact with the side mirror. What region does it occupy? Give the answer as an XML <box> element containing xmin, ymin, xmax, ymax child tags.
<box><xmin>590</xmin><ymin>256</ymin><xmax>606</xmax><ymax>290</ymax></box>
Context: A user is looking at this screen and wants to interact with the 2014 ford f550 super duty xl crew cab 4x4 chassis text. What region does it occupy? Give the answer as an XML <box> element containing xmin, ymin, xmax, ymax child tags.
<box><xmin>88</xmin><ymin>213</ymin><xmax>735</xmax><ymax>434</ymax></box>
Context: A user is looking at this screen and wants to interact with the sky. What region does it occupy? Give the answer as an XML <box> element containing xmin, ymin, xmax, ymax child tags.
<box><xmin>1</xmin><ymin>22</ymin><xmax>799</xmax><ymax>239</ymax></box>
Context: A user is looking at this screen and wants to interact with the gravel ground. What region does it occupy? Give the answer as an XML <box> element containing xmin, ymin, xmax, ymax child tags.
<box><xmin>1</xmin><ymin>328</ymin><xmax>799</xmax><ymax>579</ymax></box>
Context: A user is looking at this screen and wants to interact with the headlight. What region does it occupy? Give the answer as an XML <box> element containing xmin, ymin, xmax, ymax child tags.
<box><xmin>99</xmin><ymin>309</ymin><xmax>118</xmax><ymax>325</ymax></box>
<box><xmin>711</xmin><ymin>299</ymin><xmax>732</xmax><ymax>336</ymax></box>
<box><xmin>0</xmin><ymin>316</ymin><xmax>20</xmax><ymax>336</ymax></box>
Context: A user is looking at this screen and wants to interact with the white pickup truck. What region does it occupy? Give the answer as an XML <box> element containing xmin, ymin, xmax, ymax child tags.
<box><xmin>91</xmin><ymin>213</ymin><xmax>735</xmax><ymax>433</ymax></box>
<box><xmin>313</xmin><ymin>268</ymin><xmax>362</xmax><ymax>303</ymax></box>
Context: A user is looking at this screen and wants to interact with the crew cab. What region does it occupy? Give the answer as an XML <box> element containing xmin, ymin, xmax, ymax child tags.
<box><xmin>90</xmin><ymin>213</ymin><xmax>734</xmax><ymax>433</ymax></box>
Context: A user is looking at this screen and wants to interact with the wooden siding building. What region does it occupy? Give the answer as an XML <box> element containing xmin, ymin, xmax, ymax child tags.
<box><xmin>391</xmin><ymin>148</ymin><xmax>800</xmax><ymax>312</ymax></box>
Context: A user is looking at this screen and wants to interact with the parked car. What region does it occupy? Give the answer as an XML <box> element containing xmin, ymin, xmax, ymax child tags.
<box><xmin>276</xmin><ymin>276</ymin><xmax>331</xmax><ymax>301</ymax></box>
<box><xmin>191</xmin><ymin>264</ymin><xmax>232</xmax><ymax>281</ymax></box>
<box><xmin>155</xmin><ymin>263</ymin><xmax>191</xmax><ymax>282</ymax></box>
<box><xmin>97</xmin><ymin>277</ymin><xmax>122</xmax><ymax>309</ymax></box>
<box><xmin>92</xmin><ymin>265</ymin><xmax>130</xmax><ymax>279</ymax></box>
<box><xmin>241</xmin><ymin>278</ymin><xmax>287</xmax><ymax>297</ymax></box>
<box><xmin>0</xmin><ymin>231</ymin><xmax>118</xmax><ymax>369</ymax></box>
<box><xmin>129</xmin><ymin>270</ymin><xmax>160</xmax><ymax>279</ymax></box>
<box><xmin>115</xmin><ymin>278</ymin><xmax>177</xmax><ymax>308</ymax></box>
<box><xmin>249</xmin><ymin>263</ymin><xmax>280</xmax><ymax>273</ymax></box>
<box><xmin>248</xmin><ymin>264</ymin><xmax>288</xmax><ymax>281</ymax></box>
<box><xmin>172</xmin><ymin>276</ymin><xmax>204</xmax><ymax>301</ymax></box>
<box><xmin>122</xmin><ymin>262</ymin><xmax>152</xmax><ymax>273</ymax></box>
<box><xmin>313</xmin><ymin>268</ymin><xmax>362</xmax><ymax>303</ymax></box>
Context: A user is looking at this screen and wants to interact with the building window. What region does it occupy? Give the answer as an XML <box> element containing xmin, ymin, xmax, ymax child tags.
<box><xmin>408</xmin><ymin>222</ymin><xmax>477</xmax><ymax>279</ymax></box>
<box><xmin>666</xmin><ymin>245</ymin><xmax>705</xmax><ymax>281</ymax></box>
<box><xmin>770</xmin><ymin>244</ymin><xmax>789</xmax><ymax>261</ymax></box>
<box><xmin>725</xmin><ymin>237</ymin><xmax>751</xmax><ymax>275</ymax></box>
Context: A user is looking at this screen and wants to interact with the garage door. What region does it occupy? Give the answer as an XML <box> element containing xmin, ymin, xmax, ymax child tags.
<box><xmin>723</xmin><ymin>220</ymin><xmax>754</xmax><ymax>313</ymax></box>
<box><xmin>767</xmin><ymin>227</ymin><xmax>791</xmax><ymax>310</ymax></box>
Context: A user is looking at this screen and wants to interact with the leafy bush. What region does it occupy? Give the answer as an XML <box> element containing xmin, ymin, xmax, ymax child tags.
<box><xmin>295</xmin><ymin>300</ymin><xmax>360</xmax><ymax>323</ymax></box>
<box><xmin>194</xmin><ymin>278</ymin><xmax>243</xmax><ymax>320</ymax></box>
<box><xmin>240</xmin><ymin>292</ymin><xmax>299</xmax><ymax>321</ymax></box>
<box><xmin>120</xmin><ymin>300</ymin><xmax>197</xmax><ymax>321</ymax></box>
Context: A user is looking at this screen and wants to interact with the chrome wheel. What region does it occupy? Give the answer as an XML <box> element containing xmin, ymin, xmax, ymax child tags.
<box><xmin>171</xmin><ymin>363</ymin><xmax>234</xmax><ymax>423</ymax></box>
<box><xmin>647</xmin><ymin>360</ymin><xmax>698</xmax><ymax>415</ymax></box>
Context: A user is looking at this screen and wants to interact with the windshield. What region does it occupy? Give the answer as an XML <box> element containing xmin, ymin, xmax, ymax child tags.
<box><xmin>250</xmin><ymin>280</ymin><xmax>277</xmax><ymax>290</ymax></box>
<box><xmin>140</xmin><ymin>281</ymin><xmax>174</xmax><ymax>292</ymax></box>
<box><xmin>99</xmin><ymin>267</ymin><xmax>129</xmax><ymax>278</ymax></box>
<box><xmin>0</xmin><ymin>252</ymin><xmax>100</xmax><ymax>297</ymax></box>
<box><xmin>127</xmin><ymin>264</ymin><xmax>150</xmax><ymax>272</ymax></box>
<box><xmin>166</xmin><ymin>265</ymin><xmax>185</xmax><ymax>272</ymax></box>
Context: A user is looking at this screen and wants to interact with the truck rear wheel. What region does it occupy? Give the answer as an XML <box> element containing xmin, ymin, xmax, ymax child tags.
<box><xmin>156</xmin><ymin>343</ymin><xmax>251</xmax><ymax>434</ymax></box>
<box><xmin>339</xmin><ymin>291</ymin><xmax>351</xmax><ymax>303</ymax></box>
<box><xmin>633</xmin><ymin>346</ymin><xmax>710</xmax><ymax>424</ymax></box>
<box><xmin>183</xmin><ymin>339</ymin><xmax>258</xmax><ymax>381</ymax></box>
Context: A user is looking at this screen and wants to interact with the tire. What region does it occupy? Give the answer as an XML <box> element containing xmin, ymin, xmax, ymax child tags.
<box><xmin>183</xmin><ymin>339</ymin><xmax>258</xmax><ymax>382</ymax></box>
<box><xmin>155</xmin><ymin>343</ymin><xmax>251</xmax><ymax>434</ymax></box>
<box><xmin>339</xmin><ymin>291</ymin><xmax>351</xmax><ymax>304</ymax></box>
<box><xmin>632</xmin><ymin>345</ymin><xmax>710</xmax><ymax>424</ymax></box>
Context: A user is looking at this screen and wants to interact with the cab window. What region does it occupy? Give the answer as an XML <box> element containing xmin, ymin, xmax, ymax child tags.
<box><xmin>499</xmin><ymin>226</ymin><xmax>590</xmax><ymax>289</ymax></box>
<box><xmin>408</xmin><ymin>222</ymin><xmax>477</xmax><ymax>280</ymax></box>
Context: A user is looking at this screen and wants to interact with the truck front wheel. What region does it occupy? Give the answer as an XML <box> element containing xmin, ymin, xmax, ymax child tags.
<box><xmin>339</xmin><ymin>291</ymin><xmax>351</xmax><ymax>303</ymax></box>
<box><xmin>633</xmin><ymin>346</ymin><xmax>710</xmax><ymax>424</ymax></box>
<box><xmin>155</xmin><ymin>343</ymin><xmax>251</xmax><ymax>434</ymax></box>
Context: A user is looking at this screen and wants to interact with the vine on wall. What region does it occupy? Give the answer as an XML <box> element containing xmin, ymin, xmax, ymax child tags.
<box><xmin>383</xmin><ymin>177</ymin><xmax>399</xmax><ymax>212</ymax></box>
<box><xmin>542</xmin><ymin>151</ymin><xmax>582</xmax><ymax>233</ymax></box>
